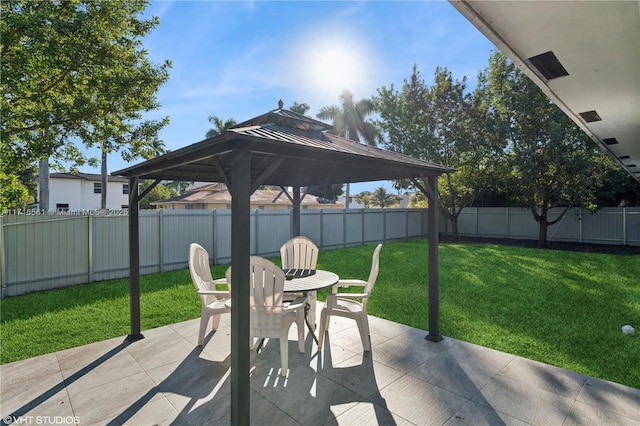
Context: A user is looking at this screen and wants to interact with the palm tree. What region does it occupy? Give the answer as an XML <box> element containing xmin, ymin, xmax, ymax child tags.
<box><xmin>141</xmin><ymin>137</ymin><xmax>167</xmax><ymax>160</ymax></box>
<box><xmin>316</xmin><ymin>90</ymin><xmax>380</xmax><ymax>207</ymax></box>
<box><xmin>206</xmin><ymin>115</ymin><xmax>237</xmax><ymax>138</ymax></box>
<box><xmin>355</xmin><ymin>191</ymin><xmax>372</xmax><ymax>208</ymax></box>
<box><xmin>316</xmin><ymin>90</ymin><xmax>378</xmax><ymax>146</ymax></box>
<box><xmin>371</xmin><ymin>186</ymin><xmax>397</xmax><ymax>208</ymax></box>
<box><xmin>289</xmin><ymin>102</ymin><xmax>310</xmax><ymax>115</ymax></box>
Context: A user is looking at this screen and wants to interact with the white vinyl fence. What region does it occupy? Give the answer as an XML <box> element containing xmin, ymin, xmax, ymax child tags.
<box><xmin>1</xmin><ymin>207</ymin><xmax>638</xmax><ymax>297</ymax></box>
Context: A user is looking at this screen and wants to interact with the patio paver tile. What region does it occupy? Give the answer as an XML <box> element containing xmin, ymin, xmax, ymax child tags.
<box><xmin>99</xmin><ymin>397</ymin><xmax>183</xmax><ymax>426</ymax></box>
<box><xmin>443</xmin><ymin>400</ymin><xmax>530</xmax><ymax>426</ymax></box>
<box><xmin>319</xmin><ymin>353</ymin><xmax>404</xmax><ymax>400</ymax></box>
<box><xmin>577</xmin><ymin>376</ymin><xmax>640</xmax><ymax>421</ymax></box>
<box><xmin>68</xmin><ymin>371</ymin><xmax>163</xmax><ymax>425</ymax></box>
<box><xmin>0</xmin><ymin>370</ymin><xmax>73</xmax><ymax>421</ymax></box>
<box><xmin>472</xmin><ymin>374</ymin><xmax>574</xmax><ymax>425</ymax></box>
<box><xmin>498</xmin><ymin>356</ymin><xmax>587</xmax><ymax>399</ymax></box>
<box><xmin>0</xmin><ymin>353</ymin><xmax>60</xmax><ymax>388</ymax></box>
<box><xmin>333</xmin><ymin>401</ymin><xmax>415</xmax><ymax>426</ymax></box>
<box><xmin>377</xmin><ymin>373</ymin><xmax>468</xmax><ymax>426</ymax></box>
<box><xmin>563</xmin><ymin>399</ymin><xmax>639</xmax><ymax>426</ymax></box>
<box><xmin>408</xmin><ymin>354</ymin><xmax>495</xmax><ymax>400</ymax></box>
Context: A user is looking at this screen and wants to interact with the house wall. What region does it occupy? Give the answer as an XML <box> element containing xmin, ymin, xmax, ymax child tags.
<box><xmin>44</xmin><ymin>178</ymin><xmax>129</xmax><ymax>211</ymax></box>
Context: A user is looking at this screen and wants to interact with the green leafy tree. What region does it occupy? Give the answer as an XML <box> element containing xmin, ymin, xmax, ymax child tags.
<box><xmin>375</xmin><ymin>65</ymin><xmax>494</xmax><ymax>238</ymax></box>
<box><xmin>206</xmin><ymin>115</ymin><xmax>237</xmax><ymax>138</ymax></box>
<box><xmin>305</xmin><ymin>184</ymin><xmax>343</xmax><ymax>203</ymax></box>
<box><xmin>480</xmin><ymin>52</ymin><xmax>604</xmax><ymax>246</ymax></box>
<box><xmin>1</xmin><ymin>0</ymin><xmax>171</xmax><ymax>212</ymax></box>
<box><xmin>371</xmin><ymin>186</ymin><xmax>397</xmax><ymax>208</ymax></box>
<box><xmin>139</xmin><ymin>180</ymin><xmax>177</xmax><ymax>209</ymax></box>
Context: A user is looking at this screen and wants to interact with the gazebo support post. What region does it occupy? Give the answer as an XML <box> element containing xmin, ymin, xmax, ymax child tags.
<box><xmin>127</xmin><ymin>177</ymin><xmax>144</xmax><ymax>342</ymax></box>
<box><xmin>292</xmin><ymin>185</ymin><xmax>301</xmax><ymax>237</ymax></box>
<box><xmin>230</xmin><ymin>149</ymin><xmax>251</xmax><ymax>426</ymax></box>
<box><xmin>425</xmin><ymin>175</ymin><xmax>442</xmax><ymax>342</ymax></box>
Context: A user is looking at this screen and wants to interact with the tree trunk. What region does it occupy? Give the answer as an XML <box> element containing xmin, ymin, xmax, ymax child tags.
<box><xmin>450</xmin><ymin>215</ymin><xmax>459</xmax><ymax>241</ymax></box>
<box><xmin>101</xmin><ymin>150</ymin><xmax>107</xmax><ymax>209</ymax></box>
<box><xmin>38</xmin><ymin>158</ymin><xmax>49</xmax><ymax>213</ymax></box>
<box><xmin>538</xmin><ymin>219</ymin><xmax>548</xmax><ymax>247</ymax></box>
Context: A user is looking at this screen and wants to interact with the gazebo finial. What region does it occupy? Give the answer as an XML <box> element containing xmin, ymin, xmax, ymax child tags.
<box><xmin>278</xmin><ymin>99</ymin><xmax>284</xmax><ymax>109</ymax></box>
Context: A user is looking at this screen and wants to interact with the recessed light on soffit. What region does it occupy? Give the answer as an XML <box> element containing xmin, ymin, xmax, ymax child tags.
<box><xmin>528</xmin><ymin>51</ymin><xmax>569</xmax><ymax>80</ymax></box>
<box><xmin>580</xmin><ymin>111</ymin><xmax>602</xmax><ymax>123</ymax></box>
<box><xmin>603</xmin><ymin>138</ymin><xmax>619</xmax><ymax>145</ymax></box>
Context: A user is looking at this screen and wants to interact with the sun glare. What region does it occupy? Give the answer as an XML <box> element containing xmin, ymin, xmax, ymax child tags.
<box><xmin>291</xmin><ymin>32</ymin><xmax>376</xmax><ymax>102</ymax></box>
<box><xmin>308</xmin><ymin>43</ymin><xmax>362</xmax><ymax>95</ymax></box>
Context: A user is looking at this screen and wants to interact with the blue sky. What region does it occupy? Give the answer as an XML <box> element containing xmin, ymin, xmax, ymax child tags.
<box><xmin>90</xmin><ymin>0</ymin><xmax>496</xmax><ymax>194</ymax></box>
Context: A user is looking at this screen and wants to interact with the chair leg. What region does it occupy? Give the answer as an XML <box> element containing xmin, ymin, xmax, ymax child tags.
<box><xmin>307</xmin><ymin>291</ymin><xmax>317</xmax><ymax>329</ymax></box>
<box><xmin>198</xmin><ymin>313</ymin><xmax>210</xmax><ymax>345</ymax></box>
<box><xmin>296</xmin><ymin>311</ymin><xmax>305</xmax><ymax>353</ymax></box>
<box><xmin>318</xmin><ymin>308</ymin><xmax>328</xmax><ymax>349</ymax></box>
<box><xmin>280</xmin><ymin>328</ymin><xmax>289</xmax><ymax>376</ymax></box>
<box><xmin>211</xmin><ymin>314</ymin><xmax>221</xmax><ymax>331</ymax></box>
<box><xmin>356</xmin><ymin>314</ymin><xmax>371</xmax><ymax>351</ymax></box>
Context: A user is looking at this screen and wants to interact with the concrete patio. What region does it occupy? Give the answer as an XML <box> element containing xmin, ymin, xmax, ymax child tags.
<box><xmin>2</xmin><ymin>305</ymin><xmax>639</xmax><ymax>425</ymax></box>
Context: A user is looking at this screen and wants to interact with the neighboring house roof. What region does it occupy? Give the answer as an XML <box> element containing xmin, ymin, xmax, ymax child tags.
<box><xmin>152</xmin><ymin>186</ymin><xmax>343</xmax><ymax>207</ymax></box>
<box><xmin>48</xmin><ymin>172</ymin><xmax>128</xmax><ymax>183</ymax></box>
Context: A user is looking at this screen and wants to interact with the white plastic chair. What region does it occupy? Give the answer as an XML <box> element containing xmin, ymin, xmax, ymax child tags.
<box><xmin>280</xmin><ymin>236</ymin><xmax>319</xmax><ymax>328</ymax></box>
<box><xmin>318</xmin><ymin>243</ymin><xmax>382</xmax><ymax>351</ymax></box>
<box><xmin>247</xmin><ymin>256</ymin><xmax>306</xmax><ymax>375</ymax></box>
<box><xmin>189</xmin><ymin>243</ymin><xmax>230</xmax><ymax>345</ymax></box>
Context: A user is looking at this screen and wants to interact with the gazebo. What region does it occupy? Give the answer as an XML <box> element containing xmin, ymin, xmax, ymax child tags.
<box><xmin>113</xmin><ymin>105</ymin><xmax>452</xmax><ymax>425</ymax></box>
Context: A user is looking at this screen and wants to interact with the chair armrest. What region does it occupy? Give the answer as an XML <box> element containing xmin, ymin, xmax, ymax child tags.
<box><xmin>283</xmin><ymin>296</ymin><xmax>307</xmax><ymax>312</ymax></box>
<box><xmin>327</xmin><ymin>292</ymin><xmax>368</xmax><ymax>300</ymax></box>
<box><xmin>331</xmin><ymin>279</ymin><xmax>366</xmax><ymax>292</ymax></box>
<box><xmin>197</xmin><ymin>290</ymin><xmax>230</xmax><ymax>298</ymax></box>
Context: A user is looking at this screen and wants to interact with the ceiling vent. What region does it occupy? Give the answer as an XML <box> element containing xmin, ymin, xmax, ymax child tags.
<box><xmin>627</xmin><ymin>164</ymin><xmax>636</xmax><ymax>168</ymax></box>
<box><xmin>528</xmin><ymin>51</ymin><xmax>569</xmax><ymax>80</ymax></box>
<box><xmin>603</xmin><ymin>138</ymin><xmax>619</xmax><ymax>145</ymax></box>
<box><xmin>579</xmin><ymin>111</ymin><xmax>602</xmax><ymax>122</ymax></box>
<box><xmin>619</xmin><ymin>155</ymin><xmax>631</xmax><ymax>159</ymax></box>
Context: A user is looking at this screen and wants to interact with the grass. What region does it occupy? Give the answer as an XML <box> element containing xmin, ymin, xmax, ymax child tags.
<box><xmin>1</xmin><ymin>239</ymin><xmax>638</xmax><ymax>389</ymax></box>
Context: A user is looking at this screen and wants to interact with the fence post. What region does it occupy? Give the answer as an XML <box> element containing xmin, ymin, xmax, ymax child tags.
<box><xmin>579</xmin><ymin>208</ymin><xmax>583</xmax><ymax>244</ymax></box>
<box><xmin>158</xmin><ymin>209</ymin><xmax>164</xmax><ymax>272</ymax></box>
<box><xmin>0</xmin><ymin>215</ymin><xmax>5</xmax><ymax>298</ymax></box>
<box><xmin>320</xmin><ymin>209</ymin><xmax>324</xmax><ymax>249</ymax></box>
<box><xmin>254</xmin><ymin>209</ymin><xmax>260</xmax><ymax>255</ymax></box>
<box><xmin>343</xmin><ymin>208</ymin><xmax>347</xmax><ymax>248</ymax></box>
<box><xmin>506</xmin><ymin>207</ymin><xmax>510</xmax><ymax>240</ymax></box>
<box><xmin>361</xmin><ymin>208</ymin><xmax>365</xmax><ymax>246</ymax></box>
<box><xmin>212</xmin><ymin>209</ymin><xmax>217</xmax><ymax>264</ymax></box>
<box><xmin>405</xmin><ymin>208</ymin><xmax>409</xmax><ymax>240</ymax></box>
<box><xmin>476</xmin><ymin>207</ymin><xmax>479</xmax><ymax>237</ymax></box>
<box><xmin>383</xmin><ymin>209</ymin><xmax>387</xmax><ymax>242</ymax></box>
<box><xmin>88</xmin><ymin>211</ymin><xmax>93</xmax><ymax>283</ymax></box>
<box><xmin>623</xmin><ymin>207</ymin><xmax>627</xmax><ymax>246</ymax></box>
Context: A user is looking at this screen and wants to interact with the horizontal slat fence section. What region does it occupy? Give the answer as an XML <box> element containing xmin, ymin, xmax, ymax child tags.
<box><xmin>2</xmin><ymin>207</ymin><xmax>638</xmax><ymax>297</ymax></box>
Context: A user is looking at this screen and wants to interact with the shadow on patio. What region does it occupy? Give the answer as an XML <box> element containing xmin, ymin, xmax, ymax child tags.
<box><xmin>2</xmin><ymin>306</ymin><xmax>639</xmax><ymax>425</ymax></box>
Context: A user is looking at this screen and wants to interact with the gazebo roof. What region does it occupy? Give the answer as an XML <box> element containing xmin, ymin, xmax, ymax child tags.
<box><xmin>112</xmin><ymin>107</ymin><xmax>452</xmax><ymax>185</ymax></box>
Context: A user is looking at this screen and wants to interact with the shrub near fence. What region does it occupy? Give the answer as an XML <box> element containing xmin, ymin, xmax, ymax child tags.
<box><xmin>1</xmin><ymin>207</ymin><xmax>638</xmax><ymax>297</ymax></box>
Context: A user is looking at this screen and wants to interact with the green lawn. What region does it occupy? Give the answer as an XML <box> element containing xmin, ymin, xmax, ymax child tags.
<box><xmin>1</xmin><ymin>239</ymin><xmax>638</xmax><ymax>389</ymax></box>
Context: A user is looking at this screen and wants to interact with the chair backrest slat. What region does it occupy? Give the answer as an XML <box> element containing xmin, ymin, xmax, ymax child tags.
<box><xmin>280</xmin><ymin>236</ymin><xmax>319</xmax><ymax>270</ymax></box>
